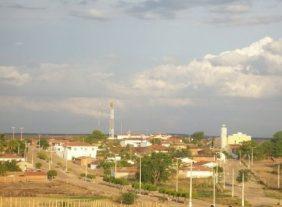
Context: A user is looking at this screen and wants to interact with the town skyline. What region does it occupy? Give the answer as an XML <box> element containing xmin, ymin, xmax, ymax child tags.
<box><xmin>0</xmin><ymin>0</ymin><xmax>282</xmax><ymax>137</ymax></box>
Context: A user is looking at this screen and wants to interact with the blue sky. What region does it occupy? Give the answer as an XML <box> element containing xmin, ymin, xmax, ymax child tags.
<box><xmin>0</xmin><ymin>0</ymin><xmax>282</xmax><ymax>137</ymax></box>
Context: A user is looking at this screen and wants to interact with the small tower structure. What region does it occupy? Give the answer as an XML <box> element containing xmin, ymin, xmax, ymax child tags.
<box><xmin>221</xmin><ymin>124</ymin><xmax>228</xmax><ymax>150</ymax></box>
<box><xmin>109</xmin><ymin>101</ymin><xmax>115</xmax><ymax>139</ymax></box>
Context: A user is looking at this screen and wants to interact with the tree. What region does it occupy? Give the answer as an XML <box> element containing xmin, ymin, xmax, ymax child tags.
<box><xmin>100</xmin><ymin>161</ymin><xmax>114</xmax><ymax>176</ymax></box>
<box><xmin>139</xmin><ymin>152</ymin><xmax>172</xmax><ymax>185</ymax></box>
<box><xmin>37</xmin><ymin>151</ymin><xmax>48</xmax><ymax>160</ymax></box>
<box><xmin>191</xmin><ymin>131</ymin><xmax>204</xmax><ymax>143</ymax></box>
<box><xmin>120</xmin><ymin>192</ymin><xmax>136</xmax><ymax>204</ymax></box>
<box><xmin>170</xmin><ymin>148</ymin><xmax>192</xmax><ymax>158</ymax></box>
<box><xmin>6</xmin><ymin>140</ymin><xmax>26</xmax><ymax>155</ymax></box>
<box><xmin>271</xmin><ymin>131</ymin><xmax>282</xmax><ymax>157</ymax></box>
<box><xmin>35</xmin><ymin>162</ymin><xmax>42</xmax><ymax>169</ymax></box>
<box><xmin>83</xmin><ymin>130</ymin><xmax>106</xmax><ymax>144</ymax></box>
<box><xmin>236</xmin><ymin>169</ymin><xmax>251</xmax><ymax>182</ymax></box>
<box><xmin>37</xmin><ymin>138</ymin><xmax>49</xmax><ymax>150</ymax></box>
<box><xmin>47</xmin><ymin>170</ymin><xmax>57</xmax><ymax>180</ymax></box>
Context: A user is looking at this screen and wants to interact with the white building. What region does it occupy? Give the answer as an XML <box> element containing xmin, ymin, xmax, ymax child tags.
<box><xmin>179</xmin><ymin>165</ymin><xmax>213</xmax><ymax>178</ymax></box>
<box><xmin>116</xmin><ymin>132</ymin><xmax>149</xmax><ymax>140</ymax></box>
<box><xmin>53</xmin><ymin>142</ymin><xmax>98</xmax><ymax>161</ymax></box>
<box><xmin>120</xmin><ymin>139</ymin><xmax>152</xmax><ymax>148</ymax></box>
<box><xmin>221</xmin><ymin>124</ymin><xmax>252</xmax><ymax>150</ymax></box>
<box><xmin>0</xmin><ymin>154</ymin><xmax>25</xmax><ymax>162</ymax></box>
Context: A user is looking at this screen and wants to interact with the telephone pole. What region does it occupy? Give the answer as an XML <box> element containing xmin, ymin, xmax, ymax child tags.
<box><xmin>213</xmin><ymin>170</ymin><xmax>216</xmax><ymax>207</ymax></box>
<box><xmin>139</xmin><ymin>155</ymin><xmax>142</xmax><ymax>194</ymax></box>
<box><xmin>176</xmin><ymin>158</ymin><xmax>179</xmax><ymax>192</ymax></box>
<box><xmin>232</xmin><ymin>168</ymin><xmax>235</xmax><ymax>197</ymax></box>
<box><xmin>278</xmin><ymin>164</ymin><xmax>280</xmax><ymax>189</ymax></box>
<box><xmin>11</xmin><ymin>126</ymin><xmax>15</xmax><ymax>140</ymax></box>
<box><xmin>242</xmin><ymin>173</ymin><xmax>245</xmax><ymax>207</ymax></box>
<box><xmin>20</xmin><ymin>127</ymin><xmax>24</xmax><ymax>141</ymax></box>
<box><xmin>188</xmin><ymin>162</ymin><xmax>193</xmax><ymax>207</ymax></box>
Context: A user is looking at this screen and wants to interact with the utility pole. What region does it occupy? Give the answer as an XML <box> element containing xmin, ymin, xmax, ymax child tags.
<box><xmin>139</xmin><ymin>155</ymin><xmax>142</xmax><ymax>194</ymax></box>
<box><xmin>278</xmin><ymin>164</ymin><xmax>280</xmax><ymax>189</ymax></box>
<box><xmin>114</xmin><ymin>159</ymin><xmax>117</xmax><ymax>178</ymax></box>
<box><xmin>213</xmin><ymin>169</ymin><xmax>216</xmax><ymax>207</ymax></box>
<box><xmin>242</xmin><ymin>173</ymin><xmax>245</xmax><ymax>207</ymax></box>
<box><xmin>239</xmin><ymin>151</ymin><xmax>241</xmax><ymax>165</ymax></box>
<box><xmin>11</xmin><ymin>126</ymin><xmax>15</xmax><ymax>140</ymax></box>
<box><xmin>232</xmin><ymin>168</ymin><xmax>235</xmax><ymax>197</ymax></box>
<box><xmin>223</xmin><ymin>166</ymin><xmax>226</xmax><ymax>189</ymax></box>
<box><xmin>20</xmin><ymin>127</ymin><xmax>24</xmax><ymax>141</ymax></box>
<box><xmin>31</xmin><ymin>148</ymin><xmax>34</xmax><ymax>165</ymax></box>
<box><xmin>189</xmin><ymin>162</ymin><xmax>193</xmax><ymax>207</ymax></box>
<box><xmin>65</xmin><ymin>150</ymin><xmax>68</xmax><ymax>172</ymax></box>
<box><xmin>176</xmin><ymin>158</ymin><xmax>179</xmax><ymax>192</ymax></box>
<box><xmin>248</xmin><ymin>154</ymin><xmax>251</xmax><ymax>169</ymax></box>
<box><xmin>251</xmin><ymin>147</ymin><xmax>254</xmax><ymax>165</ymax></box>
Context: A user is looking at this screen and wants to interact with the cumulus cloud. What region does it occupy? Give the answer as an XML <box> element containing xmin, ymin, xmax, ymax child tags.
<box><xmin>132</xmin><ymin>37</ymin><xmax>282</xmax><ymax>98</ymax></box>
<box><xmin>0</xmin><ymin>66</ymin><xmax>31</xmax><ymax>86</ymax></box>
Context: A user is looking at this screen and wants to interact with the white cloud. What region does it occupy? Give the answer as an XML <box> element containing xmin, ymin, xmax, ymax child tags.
<box><xmin>0</xmin><ymin>96</ymin><xmax>123</xmax><ymax>118</ymax></box>
<box><xmin>0</xmin><ymin>66</ymin><xmax>31</xmax><ymax>86</ymax></box>
<box><xmin>132</xmin><ymin>37</ymin><xmax>282</xmax><ymax>98</ymax></box>
<box><xmin>70</xmin><ymin>8</ymin><xmax>109</xmax><ymax>20</ymax></box>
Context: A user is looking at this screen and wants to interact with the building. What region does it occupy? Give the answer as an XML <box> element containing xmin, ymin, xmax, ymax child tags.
<box><xmin>117</xmin><ymin>132</ymin><xmax>148</xmax><ymax>140</ymax></box>
<box><xmin>111</xmin><ymin>167</ymin><xmax>137</xmax><ymax>179</ymax></box>
<box><xmin>53</xmin><ymin>142</ymin><xmax>98</xmax><ymax>161</ymax></box>
<box><xmin>73</xmin><ymin>156</ymin><xmax>94</xmax><ymax>167</ymax></box>
<box><xmin>179</xmin><ymin>165</ymin><xmax>213</xmax><ymax>178</ymax></box>
<box><xmin>0</xmin><ymin>154</ymin><xmax>25</xmax><ymax>162</ymax></box>
<box><xmin>220</xmin><ymin>124</ymin><xmax>251</xmax><ymax>150</ymax></box>
<box><xmin>120</xmin><ymin>139</ymin><xmax>152</xmax><ymax>148</ymax></box>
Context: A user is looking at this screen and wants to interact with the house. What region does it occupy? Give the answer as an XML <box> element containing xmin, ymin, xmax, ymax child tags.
<box><xmin>120</xmin><ymin>139</ymin><xmax>152</xmax><ymax>148</ymax></box>
<box><xmin>180</xmin><ymin>157</ymin><xmax>194</xmax><ymax>164</ymax></box>
<box><xmin>117</xmin><ymin>132</ymin><xmax>149</xmax><ymax>140</ymax></box>
<box><xmin>107</xmin><ymin>156</ymin><xmax>121</xmax><ymax>162</ymax></box>
<box><xmin>90</xmin><ymin>160</ymin><xmax>100</xmax><ymax>170</ymax></box>
<box><xmin>111</xmin><ymin>167</ymin><xmax>138</xmax><ymax>179</ymax></box>
<box><xmin>0</xmin><ymin>154</ymin><xmax>25</xmax><ymax>162</ymax></box>
<box><xmin>192</xmin><ymin>156</ymin><xmax>216</xmax><ymax>162</ymax></box>
<box><xmin>179</xmin><ymin>165</ymin><xmax>213</xmax><ymax>178</ymax></box>
<box><xmin>73</xmin><ymin>156</ymin><xmax>94</xmax><ymax>167</ymax></box>
<box><xmin>53</xmin><ymin>142</ymin><xmax>98</xmax><ymax>161</ymax></box>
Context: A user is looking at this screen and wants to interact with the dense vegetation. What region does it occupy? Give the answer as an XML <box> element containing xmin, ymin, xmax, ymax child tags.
<box><xmin>0</xmin><ymin>160</ymin><xmax>21</xmax><ymax>175</ymax></box>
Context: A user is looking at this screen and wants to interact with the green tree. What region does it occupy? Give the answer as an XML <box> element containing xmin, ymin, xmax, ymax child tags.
<box><xmin>100</xmin><ymin>161</ymin><xmax>114</xmax><ymax>176</ymax></box>
<box><xmin>236</xmin><ymin>169</ymin><xmax>251</xmax><ymax>182</ymax></box>
<box><xmin>120</xmin><ymin>192</ymin><xmax>136</xmax><ymax>205</ymax></box>
<box><xmin>139</xmin><ymin>152</ymin><xmax>172</xmax><ymax>185</ymax></box>
<box><xmin>6</xmin><ymin>140</ymin><xmax>26</xmax><ymax>155</ymax></box>
<box><xmin>83</xmin><ymin>130</ymin><xmax>106</xmax><ymax>144</ymax></box>
<box><xmin>37</xmin><ymin>138</ymin><xmax>49</xmax><ymax>150</ymax></box>
<box><xmin>191</xmin><ymin>131</ymin><xmax>204</xmax><ymax>143</ymax></box>
<box><xmin>37</xmin><ymin>151</ymin><xmax>48</xmax><ymax>160</ymax></box>
<box><xmin>170</xmin><ymin>148</ymin><xmax>191</xmax><ymax>158</ymax></box>
<box><xmin>47</xmin><ymin>170</ymin><xmax>57</xmax><ymax>180</ymax></box>
<box><xmin>35</xmin><ymin>162</ymin><xmax>42</xmax><ymax>169</ymax></box>
<box><xmin>271</xmin><ymin>131</ymin><xmax>282</xmax><ymax>157</ymax></box>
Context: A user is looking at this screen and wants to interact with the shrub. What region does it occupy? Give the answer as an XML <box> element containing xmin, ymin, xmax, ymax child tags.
<box><xmin>132</xmin><ymin>182</ymin><xmax>158</xmax><ymax>191</ymax></box>
<box><xmin>236</xmin><ymin>169</ymin><xmax>251</xmax><ymax>182</ymax></box>
<box><xmin>37</xmin><ymin>151</ymin><xmax>48</xmax><ymax>160</ymax></box>
<box><xmin>47</xmin><ymin>170</ymin><xmax>57</xmax><ymax>180</ymax></box>
<box><xmin>120</xmin><ymin>192</ymin><xmax>136</xmax><ymax>205</ymax></box>
<box><xmin>103</xmin><ymin>176</ymin><xmax>128</xmax><ymax>185</ymax></box>
<box><xmin>35</xmin><ymin>162</ymin><xmax>42</xmax><ymax>169</ymax></box>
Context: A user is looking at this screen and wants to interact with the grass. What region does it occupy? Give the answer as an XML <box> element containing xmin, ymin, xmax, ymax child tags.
<box><xmin>264</xmin><ymin>189</ymin><xmax>282</xmax><ymax>199</ymax></box>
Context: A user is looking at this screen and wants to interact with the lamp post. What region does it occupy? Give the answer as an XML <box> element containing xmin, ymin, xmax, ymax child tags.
<box><xmin>11</xmin><ymin>127</ymin><xmax>15</xmax><ymax>140</ymax></box>
<box><xmin>232</xmin><ymin>168</ymin><xmax>235</xmax><ymax>197</ymax></box>
<box><xmin>242</xmin><ymin>173</ymin><xmax>245</xmax><ymax>207</ymax></box>
<box><xmin>176</xmin><ymin>158</ymin><xmax>179</xmax><ymax>192</ymax></box>
<box><xmin>139</xmin><ymin>155</ymin><xmax>142</xmax><ymax>194</ymax></box>
<box><xmin>278</xmin><ymin>164</ymin><xmax>280</xmax><ymax>189</ymax></box>
<box><xmin>213</xmin><ymin>169</ymin><xmax>216</xmax><ymax>207</ymax></box>
<box><xmin>188</xmin><ymin>162</ymin><xmax>193</xmax><ymax>207</ymax></box>
<box><xmin>20</xmin><ymin>127</ymin><xmax>24</xmax><ymax>141</ymax></box>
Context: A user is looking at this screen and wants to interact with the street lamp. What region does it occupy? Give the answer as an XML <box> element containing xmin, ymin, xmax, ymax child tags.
<box><xmin>11</xmin><ymin>127</ymin><xmax>15</xmax><ymax>140</ymax></box>
<box><xmin>188</xmin><ymin>162</ymin><xmax>193</xmax><ymax>207</ymax></box>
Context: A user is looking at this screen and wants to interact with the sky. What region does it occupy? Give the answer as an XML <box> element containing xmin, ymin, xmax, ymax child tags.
<box><xmin>0</xmin><ymin>0</ymin><xmax>282</xmax><ymax>137</ymax></box>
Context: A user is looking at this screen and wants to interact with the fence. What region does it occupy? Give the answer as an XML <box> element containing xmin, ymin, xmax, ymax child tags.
<box><xmin>0</xmin><ymin>197</ymin><xmax>167</xmax><ymax>207</ymax></box>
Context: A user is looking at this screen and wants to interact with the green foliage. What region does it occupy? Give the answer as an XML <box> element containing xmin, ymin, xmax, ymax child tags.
<box><xmin>0</xmin><ymin>160</ymin><xmax>21</xmax><ymax>175</ymax></box>
<box><xmin>159</xmin><ymin>188</ymin><xmax>188</xmax><ymax>198</ymax></box>
<box><xmin>191</xmin><ymin>131</ymin><xmax>204</xmax><ymax>143</ymax></box>
<box><xmin>83</xmin><ymin>130</ymin><xmax>106</xmax><ymax>144</ymax></box>
<box><xmin>100</xmin><ymin>161</ymin><xmax>114</xmax><ymax>176</ymax></box>
<box><xmin>271</xmin><ymin>131</ymin><xmax>282</xmax><ymax>157</ymax></box>
<box><xmin>37</xmin><ymin>151</ymin><xmax>48</xmax><ymax>160</ymax></box>
<box><xmin>35</xmin><ymin>162</ymin><xmax>42</xmax><ymax>169</ymax></box>
<box><xmin>213</xmin><ymin>166</ymin><xmax>223</xmax><ymax>173</ymax></box>
<box><xmin>120</xmin><ymin>192</ymin><xmax>136</xmax><ymax>205</ymax></box>
<box><xmin>132</xmin><ymin>182</ymin><xmax>158</xmax><ymax>191</ymax></box>
<box><xmin>37</xmin><ymin>138</ymin><xmax>49</xmax><ymax>150</ymax></box>
<box><xmin>170</xmin><ymin>148</ymin><xmax>191</xmax><ymax>158</ymax></box>
<box><xmin>103</xmin><ymin>176</ymin><xmax>129</xmax><ymax>185</ymax></box>
<box><xmin>139</xmin><ymin>152</ymin><xmax>172</xmax><ymax>185</ymax></box>
<box><xmin>236</xmin><ymin>169</ymin><xmax>251</xmax><ymax>182</ymax></box>
<box><xmin>80</xmin><ymin>173</ymin><xmax>95</xmax><ymax>180</ymax></box>
<box><xmin>5</xmin><ymin>140</ymin><xmax>26</xmax><ymax>155</ymax></box>
<box><xmin>47</xmin><ymin>170</ymin><xmax>57</xmax><ymax>180</ymax></box>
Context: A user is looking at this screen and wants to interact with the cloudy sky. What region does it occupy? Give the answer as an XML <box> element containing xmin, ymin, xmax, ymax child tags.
<box><xmin>0</xmin><ymin>0</ymin><xmax>282</xmax><ymax>137</ymax></box>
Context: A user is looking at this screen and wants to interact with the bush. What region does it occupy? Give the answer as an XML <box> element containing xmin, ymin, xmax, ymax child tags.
<box><xmin>47</xmin><ymin>170</ymin><xmax>57</xmax><ymax>180</ymax></box>
<box><xmin>103</xmin><ymin>176</ymin><xmax>128</xmax><ymax>185</ymax></box>
<box><xmin>37</xmin><ymin>151</ymin><xmax>48</xmax><ymax>160</ymax></box>
<box><xmin>120</xmin><ymin>192</ymin><xmax>136</xmax><ymax>204</ymax></box>
<box><xmin>132</xmin><ymin>182</ymin><xmax>158</xmax><ymax>191</ymax></box>
<box><xmin>35</xmin><ymin>162</ymin><xmax>42</xmax><ymax>169</ymax></box>
<box><xmin>237</xmin><ymin>169</ymin><xmax>251</xmax><ymax>182</ymax></box>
